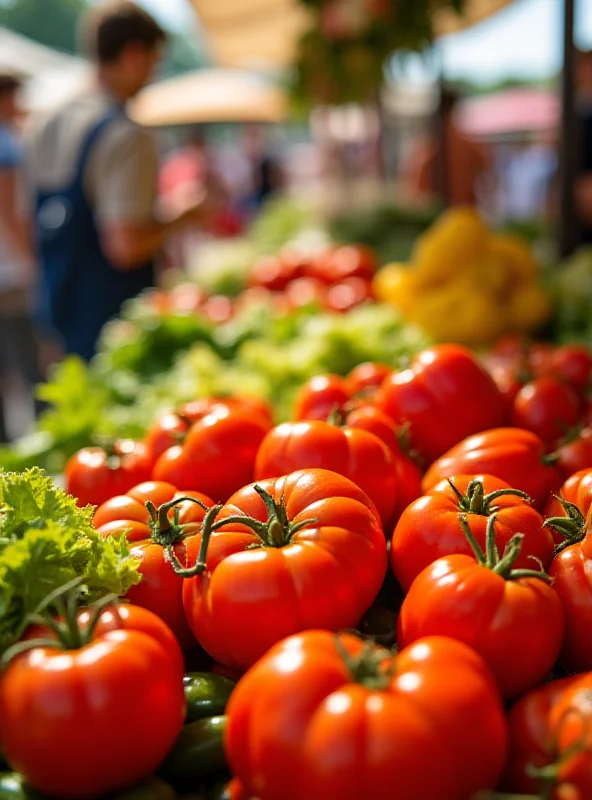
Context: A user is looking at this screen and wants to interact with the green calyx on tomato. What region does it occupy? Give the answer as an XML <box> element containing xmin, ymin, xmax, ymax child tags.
<box><xmin>458</xmin><ymin>513</ymin><xmax>551</xmax><ymax>583</ymax></box>
<box><xmin>144</xmin><ymin>495</ymin><xmax>211</xmax><ymax>548</ymax></box>
<box><xmin>0</xmin><ymin>578</ymin><xmax>117</xmax><ymax>669</ymax></box>
<box><xmin>335</xmin><ymin>635</ymin><xmax>394</xmax><ymax>691</ymax></box>
<box><xmin>449</xmin><ymin>478</ymin><xmax>532</xmax><ymax>517</ymax></box>
<box><xmin>543</xmin><ymin>498</ymin><xmax>587</xmax><ymax>555</ymax></box>
<box><xmin>168</xmin><ymin>486</ymin><xmax>317</xmax><ymax>578</ymax></box>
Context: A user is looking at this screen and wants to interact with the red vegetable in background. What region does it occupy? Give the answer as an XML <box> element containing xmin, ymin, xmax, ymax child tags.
<box><xmin>153</xmin><ymin>404</ymin><xmax>271</xmax><ymax>502</ymax></box>
<box><xmin>544</xmin><ymin>468</ymin><xmax>592</xmax><ymax>519</ymax></box>
<box><xmin>254</xmin><ymin>419</ymin><xmax>398</xmax><ymax>525</ymax></box>
<box><xmin>510</xmin><ymin>377</ymin><xmax>581</xmax><ymax>445</ymax></box>
<box><xmin>65</xmin><ymin>439</ymin><xmax>154</xmax><ymax>508</ymax></box>
<box><xmin>376</xmin><ymin>344</ymin><xmax>507</xmax><ymax>465</ymax></box>
<box><xmin>224</xmin><ymin>631</ymin><xmax>508</xmax><ymax>800</ymax></box>
<box><xmin>423</xmin><ymin>428</ymin><xmax>562</xmax><ymax>509</ymax></box>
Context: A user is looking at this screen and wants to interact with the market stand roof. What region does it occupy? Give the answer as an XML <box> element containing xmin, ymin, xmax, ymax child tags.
<box><xmin>189</xmin><ymin>0</ymin><xmax>517</xmax><ymax>69</ymax></box>
<box><xmin>129</xmin><ymin>68</ymin><xmax>288</xmax><ymax>126</ymax></box>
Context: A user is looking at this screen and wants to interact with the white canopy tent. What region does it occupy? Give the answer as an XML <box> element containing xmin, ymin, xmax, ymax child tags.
<box><xmin>0</xmin><ymin>27</ymin><xmax>91</xmax><ymax>112</ymax></box>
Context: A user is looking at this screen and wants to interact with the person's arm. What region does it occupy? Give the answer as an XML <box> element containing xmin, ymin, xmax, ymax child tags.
<box><xmin>93</xmin><ymin>126</ymin><xmax>217</xmax><ymax>271</ymax></box>
<box><xmin>0</xmin><ymin>168</ymin><xmax>33</xmax><ymax>268</ymax></box>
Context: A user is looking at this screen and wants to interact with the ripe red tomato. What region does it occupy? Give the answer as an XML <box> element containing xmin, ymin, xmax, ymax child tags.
<box><xmin>65</xmin><ymin>439</ymin><xmax>154</xmax><ymax>508</ymax></box>
<box><xmin>144</xmin><ymin>412</ymin><xmax>190</xmax><ymax>462</ymax></box>
<box><xmin>344</xmin><ymin>361</ymin><xmax>391</xmax><ymax>397</ymax></box>
<box><xmin>376</xmin><ymin>345</ymin><xmax>507</xmax><ymax>465</ymax></box>
<box><xmin>309</xmin><ymin>244</ymin><xmax>378</xmax><ymax>284</ymax></box>
<box><xmin>552</xmin><ymin>427</ymin><xmax>592</xmax><ymax>480</ymax></box>
<box><xmin>547</xmin><ymin>673</ymin><xmax>592</xmax><ymax>796</ymax></box>
<box><xmin>180</xmin><ymin>395</ymin><xmax>274</xmax><ymax>425</ymax></box>
<box><xmin>293</xmin><ymin>374</ymin><xmax>351</xmax><ymax>421</ymax></box>
<box><xmin>324</xmin><ymin>277</ymin><xmax>373</xmax><ymax>312</ymax></box>
<box><xmin>224</xmin><ymin>631</ymin><xmax>508</xmax><ymax>800</ymax></box>
<box><xmin>502</xmin><ymin>676</ymin><xmax>581</xmax><ymax>794</ymax></box>
<box><xmin>548</xmin><ymin>512</ymin><xmax>592</xmax><ymax>673</ymax></box>
<box><xmin>423</xmin><ymin>428</ymin><xmax>562</xmax><ymax>509</ymax></box>
<box><xmin>154</xmin><ymin>404</ymin><xmax>272</xmax><ymax>503</ymax></box>
<box><xmin>511</xmin><ymin>377</ymin><xmax>581</xmax><ymax>445</ymax></box>
<box><xmin>284</xmin><ymin>277</ymin><xmax>327</xmax><ymax>310</ymax></box>
<box><xmin>182</xmin><ymin>469</ymin><xmax>387</xmax><ymax>670</ymax></box>
<box><xmin>94</xmin><ymin>481</ymin><xmax>214</xmax><ymax>647</ymax></box>
<box><xmin>254</xmin><ymin>420</ymin><xmax>398</xmax><ymax>525</ymax></box>
<box><xmin>392</xmin><ymin>474</ymin><xmax>553</xmax><ymax>592</ymax></box>
<box><xmin>544</xmin><ymin>344</ymin><xmax>592</xmax><ymax>396</ymax></box>
<box><xmin>397</xmin><ymin>517</ymin><xmax>564</xmax><ymax>699</ymax></box>
<box><xmin>0</xmin><ymin>602</ymin><xmax>185</xmax><ymax>799</ymax></box>
<box><xmin>544</xmin><ymin>468</ymin><xmax>592</xmax><ymax>519</ymax></box>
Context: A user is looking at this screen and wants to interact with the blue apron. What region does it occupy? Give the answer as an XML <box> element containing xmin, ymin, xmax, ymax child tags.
<box><xmin>35</xmin><ymin>109</ymin><xmax>155</xmax><ymax>361</ymax></box>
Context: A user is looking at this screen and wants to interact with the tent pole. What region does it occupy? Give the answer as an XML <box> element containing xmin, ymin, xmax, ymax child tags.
<box><xmin>558</xmin><ymin>0</ymin><xmax>576</xmax><ymax>257</ymax></box>
<box><xmin>434</xmin><ymin>44</ymin><xmax>448</xmax><ymax>207</ymax></box>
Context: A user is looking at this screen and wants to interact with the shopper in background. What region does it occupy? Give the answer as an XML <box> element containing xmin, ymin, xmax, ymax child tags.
<box><xmin>402</xmin><ymin>88</ymin><xmax>491</xmax><ymax>208</ymax></box>
<box><xmin>0</xmin><ymin>72</ymin><xmax>41</xmax><ymax>442</ymax></box>
<box><xmin>27</xmin><ymin>0</ymin><xmax>217</xmax><ymax>361</ymax></box>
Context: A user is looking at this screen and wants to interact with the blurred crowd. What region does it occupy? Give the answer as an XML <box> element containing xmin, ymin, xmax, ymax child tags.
<box><xmin>0</xmin><ymin>1</ymin><xmax>282</xmax><ymax>442</ymax></box>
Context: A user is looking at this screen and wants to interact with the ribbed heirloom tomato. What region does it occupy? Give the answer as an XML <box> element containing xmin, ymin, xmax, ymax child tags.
<box><xmin>511</xmin><ymin>377</ymin><xmax>581</xmax><ymax>445</ymax></box>
<box><xmin>423</xmin><ymin>428</ymin><xmax>562</xmax><ymax>509</ymax></box>
<box><xmin>0</xmin><ymin>598</ymin><xmax>185</xmax><ymax>799</ymax></box>
<box><xmin>154</xmin><ymin>403</ymin><xmax>272</xmax><ymax>502</ymax></box>
<box><xmin>391</xmin><ymin>474</ymin><xmax>553</xmax><ymax>592</ymax></box>
<box><xmin>376</xmin><ymin>344</ymin><xmax>507</xmax><ymax>465</ymax></box>
<box><xmin>224</xmin><ymin>631</ymin><xmax>508</xmax><ymax>800</ymax></box>
<box><xmin>546</xmin><ymin>673</ymin><xmax>592</xmax><ymax>796</ymax></box>
<box><xmin>94</xmin><ymin>481</ymin><xmax>214</xmax><ymax>647</ymax></box>
<box><xmin>254</xmin><ymin>420</ymin><xmax>398</xmax><ymax>525</ymax></box>
<box><xmin>180</xmin><ymin>469</ymin><xmax>387</xmax><ymax>671</ymax></box>
<box><xmin>397</xmin><ymin>513</ymin><xmax>564</xmax><ymax>699</ymax></box>
<box><xmin>502</xmin><ymin>676</ymin><xmax>581</xmax><ymax>794</ymax></box>
<box><xmin>545</xmin><ymin>468</ymin><xmax>592</xmax><ymax>519</ymax></box>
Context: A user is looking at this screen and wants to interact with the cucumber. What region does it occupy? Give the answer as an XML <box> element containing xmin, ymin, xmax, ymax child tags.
<box><xmin>158</xmin><ymin>716</ymin><xmax>227</xmax><ymax>786</ymax></box>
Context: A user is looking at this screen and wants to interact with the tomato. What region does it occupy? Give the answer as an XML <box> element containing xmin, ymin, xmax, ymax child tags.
<box><xmin>144</xmin><ymin>413</ymin><xmax>190</xmax><ymax>461</ymax></box>
<box><xmin>423</xmin><ymin>428</ymin><xmax>562</xmax><ymax>509</ymax></box>
<box><xmin>547</xmin><ymin>673</ymin><xmax>592</xmax><ymax>796</ymax></box>
<box><xmin>392</xmin><ymin>474</ymin><xmax>553</xmax><ymax>592</ymax></box>
<box><xmin>324</xmin><ymin>277</ymin><xmax>373</xmax><ymax>312</ymax></box>
<box><xmin>545</xmin><ymin>469</ymin><xmax>592</xmax><ymax>519</ymax></box>
<box><xmin>309</xmin><ymin>244</ymin><xmax>378</xmax><ymax>284</ymax></box>
<box><xmin>344</xmin><ymin>361</ymin><xmax>391</xmax><ymax>397</ymax></box>
<box><xmin>94</xmin><ymin>482</ymin><xmax>214</xmax><ymax>647</ymax></box>
<box><xmin>224</xmin><ymin>631</ymin><xmax>508</xmax><ymax>800</ymax></box>
<box><xmin>283</xmin><ymin>277</ymin><xmax>326</xmax><ymax>310</ymax></box>
<box><xmin>254</xmin><ymin>420</ymin><xmax>398</xmax><ymax>525</ymax></box>
<box><xmin>544</xmin><ymin>344</ymin><xmax>592</xmax><ymax>396</ymax></box>
<box><xmin>511</xmin><ymin>377</ymin><xmax>581</xmax><ymax>445</ymax></box>
<box><xmin>179</xmin><ymin>396</ymin><xmax>273</xmax><ymax>426</ymax></box>
<box><xmin>397</xmin><ymin>512</ymin><xmax>564</xmax><ymax>699</ymax></box>
<box><xmin>502</xmin><ymin>676</ymin><xmax>581</xmax><ymax>794</ymax></box>
<box><xmin>376</xmin><ymin>345</ymin><xmax>507</xmax><ymax>465</ymax></box>
<box><xmin>293</xmin><ymin>374</ymin><xmax>351</xmax><ymax>421</ymax></box>
<box><xmin>548</xmin><ymin>509</ymin><xmax>592</xmax><ymax>673</ymax></box>
<box><xmin>167</xmin><ymin>283</ymin><xmax>206</xmax><ymax>314</ymax></box>
<box><xmin>181</xmin><ymin>469</ymin><xmax>387</xmax><ymax>671</ymax></box>
<box><xmin>154</xmin><ymin>404</ymin><xmax>271</xmax><ymax>503</ymax></box>
<box><xmin>552</xmin><ymin>428</ymin><xmax>592</xmax><ymax>481</ymax></box>
<box><xmin>0</xmin><ymin>601</ymin><xmax>185</xmax><ymax>799</ymax></box>
<box><xmin>248</xmin><ymin>252</ymin><xmax>306</xmax><ymax>292</ymax></box>
<box><xmin>65</xmin><ymin>439</ymin><xmax>154</xmax><ymax>508</ymax></box>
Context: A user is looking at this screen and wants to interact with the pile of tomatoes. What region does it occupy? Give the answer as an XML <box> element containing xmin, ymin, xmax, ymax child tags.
<box><xmin>3</xmin><ymin>340</ymin><xmax>592</xmax><ymax>799</ymax></box>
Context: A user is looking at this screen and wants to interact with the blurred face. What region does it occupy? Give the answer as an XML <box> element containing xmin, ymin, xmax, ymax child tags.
<box><xmin>117</xmin><ymin>42</ymin><xmax>163</xmax><ymax>97</ymax></box>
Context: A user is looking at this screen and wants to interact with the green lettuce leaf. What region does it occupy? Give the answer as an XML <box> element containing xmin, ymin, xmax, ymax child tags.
<box><xmin>0</xmin><ymin>468</ymin><xmax>141</xmax><ymax>653</ymax></box>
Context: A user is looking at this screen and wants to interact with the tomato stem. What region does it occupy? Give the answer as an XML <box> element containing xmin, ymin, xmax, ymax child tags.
<box><xmin>146</xmin><ymin>495</ymin><xmax>211</xmax><ymax>547</ymax></box>
<box><xmin>457</xmin><ymin>514</ymin><xmax>552</xmax><ymax>583</ymax></box>
<box><xmin>449</xmin><ymin>478</ymin><xmax>531</xmax><ymax>516</ymax></box>
<box><xmin>334</xmin><ymin>634</ymin><xmax>394</xmax><ymax>691</ymax></box>
<box><xmin>543</xmin><ymin>498</ymin><xmax>587</xmax><ymax>555</ymax></box>
<box><xmin>166</xmin><ymin>503</ymin><xmax>224</xmax><ymax>578</ymax></box>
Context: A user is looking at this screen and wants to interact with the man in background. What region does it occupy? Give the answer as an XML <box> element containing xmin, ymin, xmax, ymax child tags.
<box><xmin>27</xmin><ymin>0</ymin><xmax>215</xmax><ymax>361</ymax></box>
<box><xmin>0</xmin><ymin>72</ymin><xmax>40</xmax><ymax>441</ymax></box>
